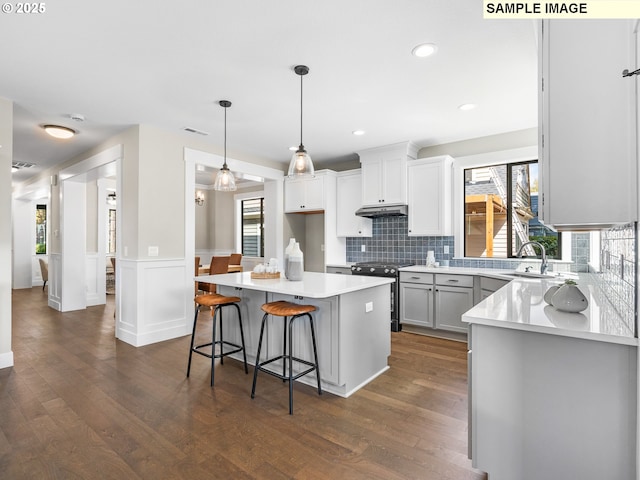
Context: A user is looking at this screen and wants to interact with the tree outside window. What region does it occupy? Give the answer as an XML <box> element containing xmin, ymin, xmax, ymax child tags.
<box><xmin>35</xmin><ymin>204</ymin><xmax>47</xmax><ymax>254</ymax></box>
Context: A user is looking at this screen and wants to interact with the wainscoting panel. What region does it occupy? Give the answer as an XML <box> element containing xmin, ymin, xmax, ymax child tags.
<box><xmin>48</xmin><ymin>253</ymin><xmax>62</xmax><ymax>311</ymax></box>
<box><xmin>117</xmin><ymin>258</ymin><xmax>192</xmax><ymax>347</ymax></box>
<box><xmin>85</xmin><ymin>252</ymin><xmax>106</xmax><ymax>307</ymax></box>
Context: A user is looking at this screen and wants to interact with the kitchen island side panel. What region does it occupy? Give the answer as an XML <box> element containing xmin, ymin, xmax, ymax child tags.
<box><xmin>471</xmin><ymin>324</ymin><xmax>637</xmax><ymax>480</ymax></box>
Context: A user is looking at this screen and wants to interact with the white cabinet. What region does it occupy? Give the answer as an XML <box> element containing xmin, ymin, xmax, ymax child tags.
<box><xmin>399</xmin><ymin>272</ymin><xmax>434</xmax><ymax>328</ymax></box>
<box><xmin>336</xmin><ymin>171</ymin><xmax>372</xmax><ymax>237</ymax></box>
<box><xmin>284</xmin><ymin>175</ymin><xmax>325</xmax><ymax>212</ymax></box>
<box><xmin>539</xmin><ymin>20</ymin><xmax>637</xmax><ymax>229</ymax></box>
<box><xmin>358</xmin><ymin>142</ymin><xmax>418</xmax><ymax>207</ymax></box>
<box><xmin>407</xmin><ymin>155</ymin><xmax>453</xmax><ymax>236</ymax></box>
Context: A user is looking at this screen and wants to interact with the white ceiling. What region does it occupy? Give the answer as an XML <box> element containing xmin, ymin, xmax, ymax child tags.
<box><xmin>3</xmin><ymin>0</ymin><xmax>538</xmax><ymax>186</ymax></box>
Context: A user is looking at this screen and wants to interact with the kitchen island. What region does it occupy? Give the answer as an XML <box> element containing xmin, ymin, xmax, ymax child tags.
<box><xmin>463</xmin><ymin>276</ymin><xmax>637</xmax><ymax>480</ymax></box>
<box><xmin>195</xmin><ymin>271</ymin><xmax>394</xmax><ymax>397</ymax></box>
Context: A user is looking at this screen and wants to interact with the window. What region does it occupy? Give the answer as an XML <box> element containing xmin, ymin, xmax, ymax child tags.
<box><xmin>463</xmin><ymin>160</ymin><xmax>560</xmax><ymax>259</ymax></box>
<box><xmin>241</xmin><ymin>197</ymin><xmax>264</xmax><ymax>257</ymax></box>
<box><xmin>35</xmin><ymin>204</ymin><xmax>47</xmax><ymax>254</ymax></box>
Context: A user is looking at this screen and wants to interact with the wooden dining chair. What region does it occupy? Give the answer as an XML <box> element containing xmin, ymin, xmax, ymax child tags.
<box><xmin>229</xmin><ymin>253</ymin><xmax>242</xmax><ymax>266</ymax></box>
<box><xmin>194</xmin><ymin>256</ymin><xmax>201</xmax><ymax>294</ymax></box>
<box><xmin>197</xmin><ymin>256</ymin><xmax>230</xmax><ymax>294</ymax></box>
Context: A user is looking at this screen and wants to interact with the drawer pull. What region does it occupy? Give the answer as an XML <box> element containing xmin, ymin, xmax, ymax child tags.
<box><xmin>411</xmin><ymin>276</ymin><xmax>421</xmax><ymax>280</ymax></box>
<box><xmin>447</xmin><ymin>279</ymin><xmax>459</xmax><ymax>283</ymax></box>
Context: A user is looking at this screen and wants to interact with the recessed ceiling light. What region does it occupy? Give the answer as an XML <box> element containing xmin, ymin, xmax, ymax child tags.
<box><xmin>458</xmin><ymin>103</ymin><xmax>477</xmax><ymax>111</ymax></box>
<box><xmin>412</xmin><ymin>43</ymin><xmax>438</xmax><ymax>58</ymax></box>
<box><xmin>43</xmin><ymin>125</ymin><xmax>76</xmax><ymax>139</ymax></box>
<box><xmin>352</xmin><ymin>130</ymin><xmax>366</xmax><ymax>136</ymax></box>
<box><xmin>289</xmin><ymin>146</ymin><xmax>297</xmax><ymax>152</ymax></box>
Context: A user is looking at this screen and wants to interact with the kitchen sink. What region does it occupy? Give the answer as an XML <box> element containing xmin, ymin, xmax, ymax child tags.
<box><xmin>502</xmin><ymin>271</ymin><xmax>577</xmax><ymax>280</ymax></box>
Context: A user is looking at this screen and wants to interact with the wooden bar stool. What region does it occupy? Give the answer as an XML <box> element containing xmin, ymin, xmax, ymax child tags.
<box><xmin>251</xmin><ymin>300</ymin><xmax>322</xmax><ymax>414</ymax></box>
<box><xmin>187</xmin><ymin>293</ymin><xmax>248</xmax><ymax>386</ymax></box>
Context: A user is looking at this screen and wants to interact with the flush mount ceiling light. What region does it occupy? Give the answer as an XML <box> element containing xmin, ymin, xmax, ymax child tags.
<box><xmin>213</xmin><ymin>100</ymin><xmax>237</xmax><ymax>192</ymax></box>
<box><xmin>288</xmin><ymin>65</ymin><xmax>315</xmax><ymax>177</ymax></box>
<box><xmin>43</xmin><ymin>125</ymin><xmax>76</xmax><ymax>139</ymax></box>
<box><xmin>412</xmin><ymin>43</ymin><xmax>438</xmax><ymax>58</ymax></box>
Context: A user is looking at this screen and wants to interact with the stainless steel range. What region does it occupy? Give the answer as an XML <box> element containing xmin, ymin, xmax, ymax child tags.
<box><xmin>351</xmin><ymin>261</ymin><xmax>413</xmax><ymax>332</ymax></box>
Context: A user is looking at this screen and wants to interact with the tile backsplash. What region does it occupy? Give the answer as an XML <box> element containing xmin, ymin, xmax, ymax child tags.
<box><xmin>346</xmin><ymin>216</ymin><xmax>454</xmax><ymax>265</ymax></box>
<box><xmin>598</xmin><ymin>223</ymin><xmax>636</xmax><ymax>334</ymax></box>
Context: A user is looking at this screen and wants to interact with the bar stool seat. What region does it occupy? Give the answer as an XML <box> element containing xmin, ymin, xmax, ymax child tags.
<box><xmin>251</xmin><ymin>300</ymin><xmax>322</xmax><ymax>414</ymax></box>
<box><xmin>187</xmin><ymin>293</ymin><xmax>248</xmax><ymax>386</ymax></box>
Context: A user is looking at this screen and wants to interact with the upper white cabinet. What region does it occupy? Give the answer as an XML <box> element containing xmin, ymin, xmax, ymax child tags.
<box><xmin>284</xmin><ymin>174</ymin><xmax>325</xmax><ymax>213</ymax></box>
<box><xmin>336</xmin><ymin>170</ymin><xmax>372</xmax><ymax>237</ymax></box>
<box><xmin>358</xmin><ymin>142</ymin><xmax>419</xmax><ymax>206</ymax></box>
<box><xmin>539</xmin><ymin>20</ymin><xmax>637</xmax><ymax>229</ymax></box>
<box><xmin>407</xmin><ymin>155</ymin><xmax>453</xmax><ymax>236</ymax></box>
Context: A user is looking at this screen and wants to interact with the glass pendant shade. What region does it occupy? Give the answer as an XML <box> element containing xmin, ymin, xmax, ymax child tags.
<box><xmin>213</xmin><ymin>100</ymin><xmax>237</xmax><ymax>191</ymax></box>
<box><xmin>288</xmin><ymin>146</ymin><xmax>314</xmax><ymax>176</ymax></box>
<box><xmin>213</xmin><ymin>165</ymin><xmax>237</xmax><ymax>191</ymax></box>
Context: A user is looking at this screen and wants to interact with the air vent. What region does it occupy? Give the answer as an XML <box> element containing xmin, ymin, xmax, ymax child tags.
<box><xmin>12</xmin><ymin>161</ymin><xmax>36</xmax><ymax>169</ymax></box>
<box><xmin>184</xmin><ymin>127</ymin><xmax>209</xmax><ymax>136</ymax></box>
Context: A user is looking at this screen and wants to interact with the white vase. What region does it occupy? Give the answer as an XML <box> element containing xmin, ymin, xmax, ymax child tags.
<box><xmin>551</xmin><ymin>284</ymin><xmax>589</xmax><ymax>313</ymax></box>
<box><xmin>543</xmin><ymin>285</ymin><xmax>560</xmax><ymax>304</ymax></box>
<box><xmin>287</xmin><ymin>242</ymin><xmax>304</xmax><ymax>281</ymax></box>
<box><xmin>284</xmin><ymin>238</ymin><xmax>296</xmax><ymax>279</ymax></box>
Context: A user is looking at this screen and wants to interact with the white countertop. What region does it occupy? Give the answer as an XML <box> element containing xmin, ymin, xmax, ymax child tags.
<box><xmin>462</xmin><ymin>276</ymin><xmax>637</xmax><ymax>346</ymax></box>
<box><xmin>399</xmin><ymin>265</ymin><xmax>540</xmax><ymax>280</ymax></box>
<box><xmin>196</xmin><ymin>271</ymin><xmax>394</xmax><ymax>298</ymax></box>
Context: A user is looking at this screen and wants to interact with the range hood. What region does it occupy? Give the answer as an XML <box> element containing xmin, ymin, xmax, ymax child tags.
<box><xmin>355</xmin><ymin>204</ymin><xmax>408</xmax><ymax>218</ymax></box>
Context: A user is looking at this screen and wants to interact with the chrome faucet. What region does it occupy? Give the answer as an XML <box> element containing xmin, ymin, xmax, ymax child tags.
<box><xmin>516</xmin><ymin>241</ymin><xmax>548</xmax><ymax>275</ymax></box>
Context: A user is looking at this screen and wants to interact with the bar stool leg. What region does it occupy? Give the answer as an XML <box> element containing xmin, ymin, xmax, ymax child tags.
<box><xmin>307</xmin><ymin>313</ymin><xmax>322</xmax><ymax>395</ymax></box>
<box><xmin>251</xmin><ymin>312</ymin><xmax>269</xmax><ymax>398</ymax></box>
<box><xmin>282</xmin><ymin>315</ymin><xmax>287</xmax><ymax>381</ymax></box>
<box><xmin>186</xmin><ymin>305</ymin><xmax>200</xmax><ymax>377</ymax></box>
<box><xmin>233</xmin><ymin>303</ymin><xmax>249</xmax><ymax>374</ymax></box>
<box><xmin>288</xmin><ymin>315</ymin><xmax>295</xmax><ymax>414</ymax></box>
<box><xmin>211</xmin><ymin>305</ymin><xmax>220</xmax><ymax>387</ymax></box>
<box><xmin>219</xmin><ymin>306</ymin><xmax>225</xmax><ymax>366</ymax></box>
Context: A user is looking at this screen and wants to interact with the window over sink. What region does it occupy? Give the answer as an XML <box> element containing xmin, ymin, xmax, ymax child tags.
<box><xmin>463</xmin><ymin>160</ymin><xmax>560</xmax><ymax>259</ymax></box>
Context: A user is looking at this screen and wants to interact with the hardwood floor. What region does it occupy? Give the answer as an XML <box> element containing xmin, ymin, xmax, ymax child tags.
<box><xmin>1</xmin><ymin>287</ymin><xmax>487</xmax><ymax>480</ymax></box>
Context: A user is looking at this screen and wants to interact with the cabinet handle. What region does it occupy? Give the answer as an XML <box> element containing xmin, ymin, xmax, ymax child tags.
<box><xmin>447</xmin><ymin>279</ymin><xmax>459</xmax><ymax>283</ymax></box>
<box><xmin>411</xmin><ymin>276</ymin><xmax>421</xmax><ymax>280</ymax></box>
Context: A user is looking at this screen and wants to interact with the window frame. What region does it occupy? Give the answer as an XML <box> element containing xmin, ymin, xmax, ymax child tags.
<box><xmin>234</xmin><ymin>190</ymin><xmax>265</xmax><ymax>259</ymax></box>
<box><xmin>453</xmin><ymin>146</ymin><xmax>570</xmax><ymax>261</ymax></box>
<box><xmin>35</xmin><ymin>203</ymin><xmax>47</xmax><ymax>255</ymax></box>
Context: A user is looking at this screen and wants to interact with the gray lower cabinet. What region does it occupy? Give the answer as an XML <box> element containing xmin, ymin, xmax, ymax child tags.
<box><xmin>400</xmin><ymin>274</ymin><xmax>434</xmax><ymax>328</ymax></box>
<box><xmin>479</xmin><ymin>276</ymin><xmax>509</xmax><ymax>301</ymax></box>
<box><xmin>435</xmin><ymin>284</ymin><xmax>474</xmax><ymax>333</ymax></box>
<box><xmin>400</xmin><ymin>272</ymin><xmax>474</xmax><ymax>334</ymax></box>
<box><xmin>435</xmin><ymin>274</ymin><xmax>474</xmax><ymax>333</ymax></box>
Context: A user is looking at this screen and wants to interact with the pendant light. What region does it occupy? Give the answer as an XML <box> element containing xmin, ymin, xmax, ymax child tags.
<box><xmin>288</xmin><ymin>65</ymin><xmax>315</xmax><ymax>177</ymax></box>
<box><xmin>213</xmin><ymin>100</ymin><xmax>237</xmax><ymax>191</ymax></box>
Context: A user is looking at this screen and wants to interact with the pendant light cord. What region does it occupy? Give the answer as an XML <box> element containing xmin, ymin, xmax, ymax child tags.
<box><xmin>224</xmin><ymin>105</ymin><xmax>228</xmax><ymax>168</ymax></box>
<box><xmin>299</xmin><ymin>73</ymin><xmax>304</xmax><ymax>147</ymax></box>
